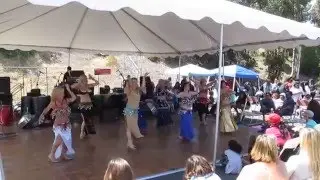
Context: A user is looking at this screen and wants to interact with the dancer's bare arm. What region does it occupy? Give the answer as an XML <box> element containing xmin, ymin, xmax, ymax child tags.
<box><xmin>65</xmin><ymin>84</ymin><xmax>76</xmax><ymax>103</ymax></box>
<box><xmin>88</xmin><ymin>74</ymin><xmax>99</xmax><ymax>87</ymax></box>
<box><xmin>140</xmin><ymin>73</ymin><xmax>148</xmax><ymax>94</ymax></box>
<box><xmin>124</xmin><ymin>75</ymin><xmax>131</xmax><ymax>95</ymax></box>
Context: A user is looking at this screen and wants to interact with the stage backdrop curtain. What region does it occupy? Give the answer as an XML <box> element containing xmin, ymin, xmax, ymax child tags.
<box><xmin>1</xmin><ymin>0</ymin><xmax>320</xmax><ymax>57</ymax></box>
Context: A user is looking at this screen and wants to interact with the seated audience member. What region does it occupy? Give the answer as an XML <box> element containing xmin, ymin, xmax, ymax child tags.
<box><xmin>278</xmin><ymin>92</ymin><xmax>295</xmax><ymax>116</ymax></box>
<box><xmin>237</xmin><ymin>135</ymin><xmax>289</xmax><ymax>180</ymax></box>
<box><xmin>260</xmin><ymin>92</ymin><xmax>275</xmax><ymax>120</ymax></box>
<box><xmin>104</xmin><ymin>158</ymin><xmax>133</xmax><ymax>180</ymax></box>
<box><xmin>272</xmin><ymin>92</ymin><xmax>284</xmax><ymax>110</ymax></box>
<box><xmin>290</xmin><ymin>82</ymin><xmax>303</xmax><ymax>103</ymax></box>
<box><xmin>247</xmin><ymin>135</ymin><xmax>257</xmax><ymax>164</ymax></box>
<box><xmin>224</xmin><ymin>140</ymin><xmax>243</xmax><ymax>174</ymax></box>
<box><xmin>184</xmin><ymin>155</ymin><xmax>221</xmax><ymax>180</ymax></box>
<box><xmin>265</xmin><ymin>113</ymin><xmax>291</xmax><ymax>148</ymax></box>
<box><xmin>307</xmin><ymin>94</ymin><xmax>320</xmax><ymax>124</ymax></box>
<box><xmin>286</xmin><ymin>128</ymin><xmax>320</xmax><ymax>180</ymax></box>
<box><xmin>301</xmin><ymin>110</ymin><xmax>318</xmax><ymax>129</ymax></box>
<box><xmin>279</xmin><ymin>137</ymin><xmax>300</xmax><ymax>162</ymax></box>
<box><xmin>296</xmin><ymin>94</ymin><xmax>311</xmax><ymax>108</ymax></box>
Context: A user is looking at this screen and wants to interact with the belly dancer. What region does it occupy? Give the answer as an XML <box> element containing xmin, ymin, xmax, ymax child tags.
<box><xmin>71</xmin><ymin>74</ymin><xmax>99</xmax><ymax>139</ymax></box>
<box><xmin>39</xmin><ymin>84</ymin><xmax>76</xmax><ymax>162</ymax></box>
<box><xmin>192</xmin><ymin>78</ymin><xmax>215</xmax><ymax>125</ymax></box>
<box><xmin>220</xmin><ymin>80</ymin><xmax>238</xmax><ymax>133</ymax></box>
<box><xmin>124</xmin><ymin>73</ymin><xmax>148</xmax><ymax>150</ymax></box>
<box><xmin>177</xmin><ymin>82</ymin><xmax>198</xmax><ymax>141</ymax></box>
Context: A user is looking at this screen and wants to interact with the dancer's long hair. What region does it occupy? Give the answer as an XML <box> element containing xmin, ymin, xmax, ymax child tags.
<box><xmin>104</xmin><ymin>158</ymin><xmax>133</xmax><ymax>180</ymax></box>
<box><xmin>51</xmin><ymin>87</ymin><xmax>65</xmax><ymax>104</ymax></box>
<box><xmin>184</xmin><ymin>155</ymin><xmax>214</xmax><ymax>180</ymax></box>
<box><xmin>299</xmin><ymin>128</ymin><xmax>320</xmax><ymax>180</ymax></box>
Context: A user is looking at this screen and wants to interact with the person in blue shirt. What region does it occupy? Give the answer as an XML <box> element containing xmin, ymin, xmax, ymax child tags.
<box><xmin>303</xmin><ymin>110</ymin><xmax>318</xmax><ymax>128</ymax></box>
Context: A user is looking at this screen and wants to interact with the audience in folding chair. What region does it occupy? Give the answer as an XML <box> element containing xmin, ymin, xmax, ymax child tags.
<box><xmin>307</xmin><ymin>93</ymin><xmax>320</xmax><ymax>124</ymax></box>
<box><xmin>277</xmin><ymin>91</ymin><xmax>295</xmax><ymax>117</ymax></box>
<box><xmin>260</xmin><ymin>92</ymin><xmax>275</xmax><ymax>120</ymax></box>
<box><xmin>265</xmin><ymin>113</ymin><xmax>291</xmax><ymax>149</ymax></box>
<box><xmin>286</xmin><ymin>128</ymin><xmax>320</xmax><ymax>180</ymax></box>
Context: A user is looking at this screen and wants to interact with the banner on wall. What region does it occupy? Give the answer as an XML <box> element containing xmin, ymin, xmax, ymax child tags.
<box><xmin>94</xmin><ymin>68</ymin><xmax>111</xmax><ymax>75</ymax></box>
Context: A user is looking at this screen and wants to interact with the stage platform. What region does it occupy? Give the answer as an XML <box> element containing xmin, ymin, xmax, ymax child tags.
<box><xmin>0</xmin><ymin>115</ymin><xmax>257</xmax><ymax>180</ymax></box>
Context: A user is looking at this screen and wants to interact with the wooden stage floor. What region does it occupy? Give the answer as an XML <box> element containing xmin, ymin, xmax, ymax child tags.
<box><xmin>0</xmin><ymin>115</ymin><xmax>256</xmax><ymax>180</ymax></box>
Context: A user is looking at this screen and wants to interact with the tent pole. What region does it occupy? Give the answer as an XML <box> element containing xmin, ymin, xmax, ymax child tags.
<box><xmin>45</xmin><ymin>67</ymin><xmax>48</xmax><ymax>95</ymax></box>
<box><xmin>222</xmin><ymin>53</ymin><xmax>225</xmax><ymax>78</ymax></box>
<box><xmin>232</xmin><ymin>76</ymin><xmax>236</xmax><ymax>90</ymax></box>
<box><xmin>213</xmin><ymin>24</ymin><xmax>224</xmax><ymax>164</ymax></box>
<box><xmin>68</xmin><ymin>50</ymin><xmax>71</xmax><ymax>67</ymax></box>
<box><xmin>178</xmin><ymin>56</ymin><xmax>181</xmax><ymax>82</ymax></box>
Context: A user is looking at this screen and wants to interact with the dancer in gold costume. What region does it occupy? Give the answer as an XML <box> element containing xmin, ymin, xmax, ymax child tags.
<box><xmin>220</xmin><ymin>80</ymin><xmax>238</xmax><ymax>133</ymax></box>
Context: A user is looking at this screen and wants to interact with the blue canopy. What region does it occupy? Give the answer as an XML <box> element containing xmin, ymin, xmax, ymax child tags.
<box><xmin>213</xmin><ymin>65</ymin><xmax>259</xmax><ymax>79</ymax></box>
<box><xmin>190</xmin><ymin>65</ymin><xmax>259</xmax><ymax>79</ymax></box>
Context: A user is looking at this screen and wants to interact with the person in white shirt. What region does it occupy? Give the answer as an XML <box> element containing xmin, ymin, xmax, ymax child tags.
<box><xmin>290</xmin><ymin>83</ymin><xmax>302</xmax><ymax>103</ymax></box>
<box><xmin>224</xmin><ymin>140</ymin><xmax>243</xmax><ymax>174</ymax></box>
<box><xmin>184</xmin><ymin>155</ymin><xmax>221</xmax><ymax>180</ymax></box>
<box><xmin>286</xmin><ymin>128</ymin><xmax>320</xmax><ymax>180</ymax></box>
<box><xmin>272</xmin><ymin>92</ymin><xmax>284</xmax><ymax>110</ymax></box>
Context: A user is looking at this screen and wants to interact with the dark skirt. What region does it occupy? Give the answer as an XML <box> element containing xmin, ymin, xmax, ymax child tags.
<box><xmin>138</xmin><ymin>110</ymin><xmax>147</xmax><ymax>134</ymax></box>
<box><xmin>78</xmin><ymin>103</ymin><xmax>96</xmax><ymax>134</ymax></box>
<box><xmin>156</xmin><ymin>100</ymin><xmax>172</xmax><ymax>127</ymax></box>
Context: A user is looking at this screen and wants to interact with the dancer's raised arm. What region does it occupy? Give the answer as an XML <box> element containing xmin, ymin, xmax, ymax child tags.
<box><xmin>65</xmin><ymin>84</ymin><xmax>76</xmax><ymax>103</ymax></box>
<box><xmin>88</xmin><ymin>74</ymin><xmax>99</xmax><ymax>87</ymax></box>
<box><xmin>140</xmin><ymin>73</ymin><xmax>148</xmax><ymax>94</ymax></box>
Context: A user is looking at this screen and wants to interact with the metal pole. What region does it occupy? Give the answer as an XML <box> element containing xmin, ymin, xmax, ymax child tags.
<box><xmin>232</xmin><ymin>76</ymin><xmax>236</xmax><ymax>90</ymax></box>
<box><xmin>213</xmin><ymin>24</ymin><xmax>224</xmax><ymax>164</ymax></box>
<box><xmin>45</xmin><ymin>67</ymin><xmax>48</xmax><ymax>95</ymax></box>
<box><xmin>68</xmin><ymin>50</ymin><xmax>71</xmax><ymax>67</ymax></box>
<box><xmin>178</xmin><ymin>56</ymin><xmax>182</xmax><ymax>82</ymax></box>
<box><xmin>222</xmin><ymin>53</ymin><xmax>225</xmax><ymax>78</ymax></box>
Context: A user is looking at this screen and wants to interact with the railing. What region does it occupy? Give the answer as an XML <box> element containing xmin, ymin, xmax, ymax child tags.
<box><xmin>0</xmin><ymin>153</ymin><xmax>4</xmax><ymax>180</ymax></box>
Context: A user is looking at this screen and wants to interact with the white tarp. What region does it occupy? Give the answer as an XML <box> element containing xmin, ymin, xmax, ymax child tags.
<box><xmin>165</xmin><ymin>64</ymin><xmax>211</xmax><ymax>76</ymax></box>
<box><xmin>1</xmin><ymin>0</ymin><xmax>320</xmax><ymax>56</ymax></box>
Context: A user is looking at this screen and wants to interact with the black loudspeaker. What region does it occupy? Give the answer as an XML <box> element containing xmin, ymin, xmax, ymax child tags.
<box><xmin>32</xmin><ymin>96</ymin><xmax>50</xmax><ymax>118</ymax></box>
<box><xmin>0</xmin><ymin>94</ymin><xmax>12</xmax><ymax>105</ymax></box>
<box><xmin>30</xmin><ymin>89</ymin><xmax>41</xmax><ymax>97</ymax></box>
<box><xmin>21</xmin><ymin>96</ymin><xmax>34</xmax><ymax>115</ymax></box>
<box><xmin>113</xmin><ymin>88</ymin><xmax>124</xmax><ymax>94</ymax></box>
<box><xmin>0</xmin><ymin>77</ymin><xmax>10</xmax><ymax>95</ymax></box>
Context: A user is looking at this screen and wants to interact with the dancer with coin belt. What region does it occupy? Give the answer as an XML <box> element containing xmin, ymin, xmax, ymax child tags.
<box><xmin>39</xmin><ymin>84</ymin><xmax>76</xmax><ymax>162</ymax></box>
<box><xmin>71</xmin><ymin>74</ymin><xmax>99</xmax><ymax>139</ymax></box>
<box><xmin>124</xmin><ymin>73</ymin><xmax>148</xmax><ymax>150</ymax></box>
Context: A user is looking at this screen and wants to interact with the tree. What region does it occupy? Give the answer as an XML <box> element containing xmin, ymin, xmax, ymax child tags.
<box><xmin>229</xmin><ymin>0</ymin><xmax>312</xmax><ymax>79</ymax></box>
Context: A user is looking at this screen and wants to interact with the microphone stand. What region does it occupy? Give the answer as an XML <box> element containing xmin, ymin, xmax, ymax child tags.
<box><xmin>36</xmin><ymin>71</ymin><xmax>41</xmax><ymax>88</ymax></box>
<box><xmin>56</xmin><ymin>73</ymin><xmax>63</xmax><ymax>87</ymax></box>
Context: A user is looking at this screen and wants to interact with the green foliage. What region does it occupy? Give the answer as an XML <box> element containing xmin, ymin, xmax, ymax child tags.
<box><xmin>264</xmin><ymin>48</ymin><xmax>287</xmax><ymax>80</ymax></box>
<box><xmin>300</xmin><ymin>46</ymin><xmax>320</xmax><ymax>76</ymax></box>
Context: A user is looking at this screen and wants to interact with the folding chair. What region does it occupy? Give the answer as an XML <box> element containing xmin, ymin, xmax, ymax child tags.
<box><xmin>241</xmin><ymin>96</ymin><xmax>263</xmax><ymax>126</ymax></box>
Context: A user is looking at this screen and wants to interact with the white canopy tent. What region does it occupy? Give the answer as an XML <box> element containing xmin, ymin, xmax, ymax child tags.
<box><xmin>165</xmin><ymin>64</ymin><xmax>211</xmax><ymax>77</ymax></box>
<box><xmin>1</xmin><ymin>0</ymin><xmax>320</xmax><ymax>57</ymax></box>
<box><xmin>2</xmin><ymin>0</ymin><xmax>320</xmax><ymax>166</ymax></box>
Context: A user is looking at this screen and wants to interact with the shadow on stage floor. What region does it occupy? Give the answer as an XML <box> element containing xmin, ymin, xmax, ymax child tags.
<box><xmin>0</xmin><ymin>114</ymin><xmax>256</xmax><ymax>180</ymax></box>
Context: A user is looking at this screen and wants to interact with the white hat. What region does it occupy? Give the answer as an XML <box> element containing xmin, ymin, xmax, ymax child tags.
<box><xmin>304</xmin><ymin>110</ymin><xmax>314</xmax><ymax>118</ymax></box>
<box><xmin>280</xmin><ymin>93</ymin><xmax>286</xmax><ymax>97</ymax></box>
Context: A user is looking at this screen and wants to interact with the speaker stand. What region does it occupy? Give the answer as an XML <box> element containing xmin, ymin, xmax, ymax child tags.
<box><xmin>0</xmin><ymin>103</ymin><xmax>17</xmax><ymax>139</ymax></box>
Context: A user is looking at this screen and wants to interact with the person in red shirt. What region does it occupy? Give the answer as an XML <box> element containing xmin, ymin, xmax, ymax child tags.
<box><xmin>265</xmin><ymin>113</ymin><xmax>291</xmax><ymax>148</ymax></box>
